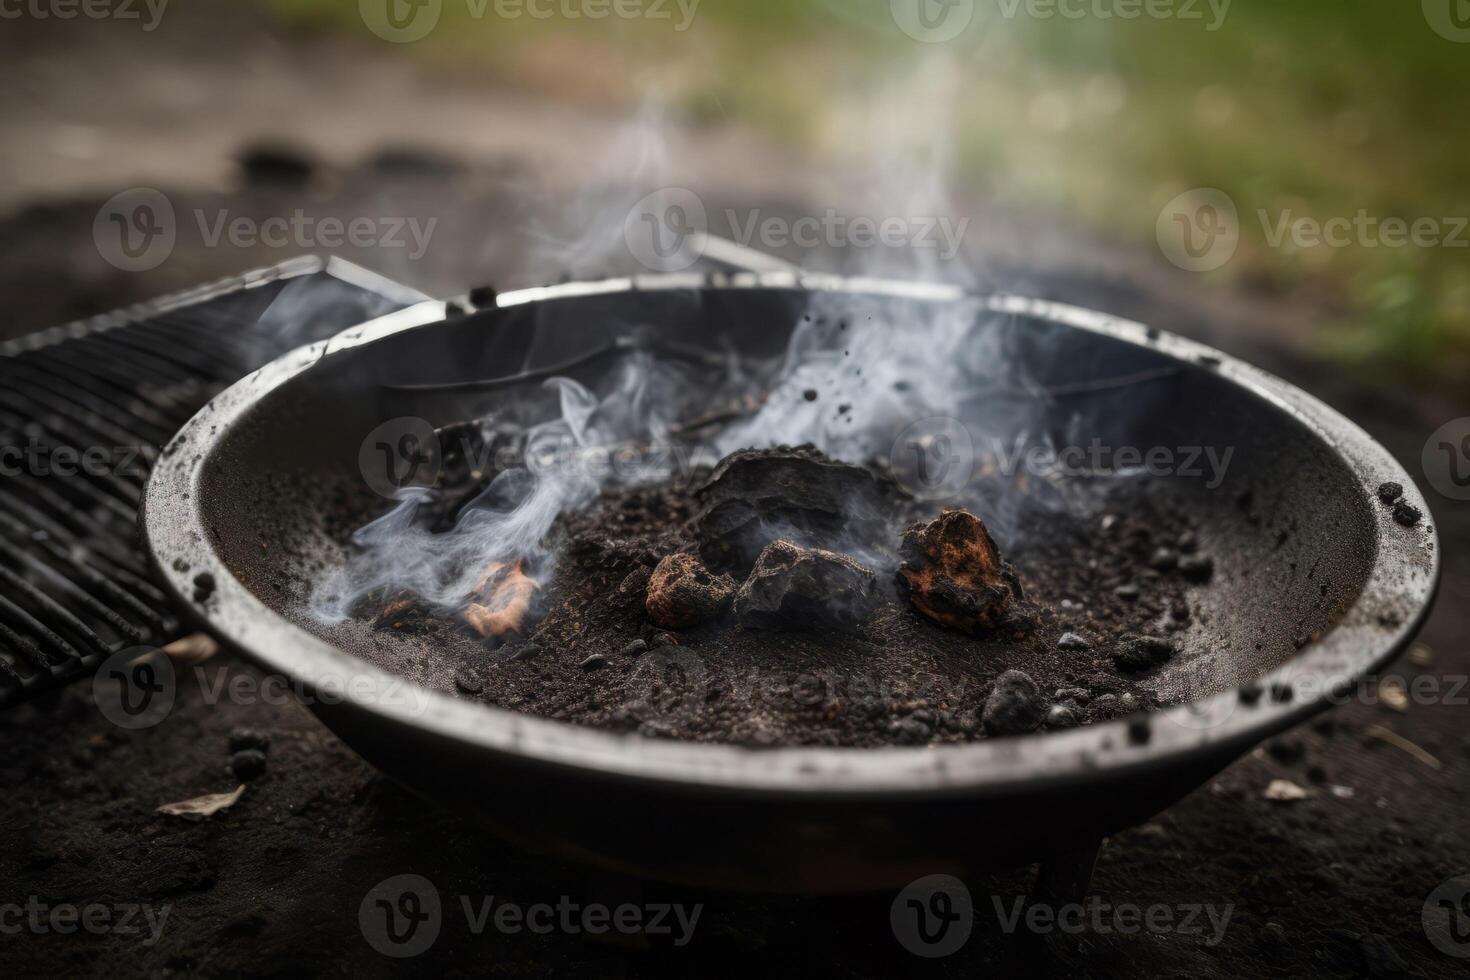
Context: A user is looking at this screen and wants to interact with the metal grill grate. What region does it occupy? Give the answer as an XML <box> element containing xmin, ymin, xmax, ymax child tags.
<box><xmin>0</xmin><ymin>257</ymin><xmax>422</xmax><ymax>706</ymax></box>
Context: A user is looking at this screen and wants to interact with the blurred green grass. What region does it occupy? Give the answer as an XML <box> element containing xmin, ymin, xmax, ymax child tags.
<box><xmin>262</xmin><ymin>0</ymin><xmax>1470</xmax><ymax>376</ymax></box>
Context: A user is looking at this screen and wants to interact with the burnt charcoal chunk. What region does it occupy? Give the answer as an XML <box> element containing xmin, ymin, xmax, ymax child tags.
<box><xmin>1113</xmin><ymin>635</ymin><xmax>1177</xmax><ymax>673</ymax></box>
<box><xmin>228</xmin><ymin>728</ymin><xmax>270</xmax><ymax>754</ymax></box>
<box><xmin>229</xmin><ymin>749</ymin><xmax>268</xmax><ymax>781</ymax></box>
<box><xmin>1375</xmin><ymin>481</ymin><xmax>1404</xmax><ymax>504</ymax></box>
<box><xmin>982</xmin><ymin>670</ymin><xmax>1044</xmax><ymax>736</ymax></box>
<box><xmin>1392</xmin><ymin>500</ymin><xmax>1421</xmax><ymax>526</ymax></box>
<box><xmin>417</xmin><ymin>422</ymin><xmax>523</xmax><ymax>533</ymax></box>
<box><xmin>646</xmin><ymin>553</ymin><xmax>736</xmax><ymax>629</ymax></box>
<box><xmin>694</xmin><ymin>445</ymin><xmax>888</xmax><ymax>572</ymax></box>
<box><xmin>734</xmin><ymin>540</ymin><xmax>877</xmax><ymax>633</ymax></box>
<box><xmin>1178</xmin><ymin>554</ymin><xmax>1214</xmax><ymax>583</ymax></box>
<box><xmin>896</xmin><ymin>510</ymin><xmax>1020</xmax><ymax>634</ymax></box>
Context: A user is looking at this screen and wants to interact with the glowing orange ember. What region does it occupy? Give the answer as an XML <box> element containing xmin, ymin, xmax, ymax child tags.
<box><xmin>464</xmin><ymin>560</ymin><xmax>540</xmax><ymax>637</ymax></box>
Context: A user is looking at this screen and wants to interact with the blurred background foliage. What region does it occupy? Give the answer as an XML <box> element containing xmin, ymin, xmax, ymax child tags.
<box><xmin>261</xmin><ymin>0</ymin><xmax>1469</xmax><ymax>376</ymax></box>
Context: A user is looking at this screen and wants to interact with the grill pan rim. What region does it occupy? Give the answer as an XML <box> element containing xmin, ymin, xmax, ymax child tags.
<box><xmin>142</xmin><ymin>273</ymin><xmax>1440</xmax><ymax>799</ymax></box>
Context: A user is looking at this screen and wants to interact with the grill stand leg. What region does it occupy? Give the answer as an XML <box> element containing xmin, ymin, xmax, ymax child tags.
<box><xmin>1031</xmin><ymin>837</ymin><xmax>1103</xmax><ymax>908</ymax></box>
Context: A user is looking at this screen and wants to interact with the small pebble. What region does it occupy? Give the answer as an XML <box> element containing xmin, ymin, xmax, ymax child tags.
<box><xmin>1391</xmin><ymin>500</ymin><xmax>1421</xmax><ymax>526</ymax></box>
<box><xmin>1057</xmin><ymin>632</ymin><xmax>1091</xmax><ymax>652</ymax></box>
<box><xmin>802</xmin><ymin>389</ymin><xmax>818</xmax><ymax>402</ymax></box>
<box><xmin>1375</xmin><ymin>481</ymin><xmax>1403</xmax><ymax>504</ymax></box>
<box><xmin>651</xmin><ymin>632</ymin><xmax>679</xmax><ymax>648</ymax></box>
<box><xmin>1054</xmin><ymin>687</ymin><xmax>1091</xmax><ymax>704</ymax></box>
<box><xmin>579</xmin><ymin>653</ymin><xmax>609</xmax><ymax>671</ymax></box>
<box><xmin>509</xmin><ymin>643</ymin><xmax>541</xmax><ymax>662</ymax></box>
<box><xmin>1045</xmin><ymin>703</ymin><xmax>1079</xmax><ymax>728</ymax></box>
<box><xmin>1091</xmin><ymin>694</ymin><xmax>1118</xmax><ymax>715</ymax></box>
<box><xmin>982</xmin><ymin>670</ymin><xmax>1044</xmax><ymax>736</ymax></box>
<box><xmin>1113</xmin><ymin>635</ymin><xmax>1176</xmax><ymax>673</ymax></box>
<box><xmin>1177</xmin><ymin>554</ymin><xmax>1214</xmax><ymax>583</ymax></box>
<box><xmin>1176</xmin><ymin>531</ymin><xmax>1198</xmax><ymax>552</ymax></box>
<box><xmin>227</xmin><ymin>728</ymin><xmax>270</xmax><ymax>754</ymax></box>
<box><xmin>453</xmin><ymin>669</ymin><xmax>483</xmax><ymax>695</ymax></box>
<box><xmin>1113</xmin><ymin>583</ymin><xmax>1141</xmax><ymax>601</ymax></box>
<box><xmin>889</xmin><ymin>717</ymin><xmax>933</xmax><ymax>744</ymax></box>
<box><xmin>1148</xmin><ymin>548</ymin><xmax>1178</xmax><ymax>571</ymax></box>
<box><xmin>620</xmin><ymin>638</ymin><xmax>649</xmax><ymax>658</ymax></box>
<box><xmin>1118</xmin><ymin>692</ymin><xmax>1141</xmax><ymax>714</ymax></box>
<box><xmin>229</xmin><ymin>749</ymin><xmax>267</xmax><ymax>781</ymax></box>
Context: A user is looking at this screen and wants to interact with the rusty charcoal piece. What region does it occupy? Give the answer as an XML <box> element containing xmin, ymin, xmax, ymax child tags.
<box><xmin>464</xmin><ymin>560</ymin><xmax>540</xmax><ymax>638</ymax></box>
<box><xmin>645</xmin><ymin>553</ymin><xmax>736</xmax><ymax>630</ymax></box>
<box><xmin>693</xmin><ymin>445</ymin><xmax>888</xmax><ymax>573</ymax></box>
<box><xmin>733</xmin><ymin>540</ymin><xmax>877</xmax><ymax>633</ymax></box>
<box><xmin>895</xmin><ymin>510</ymin><xmax>1021</xmax><ymax>633</ymax></box>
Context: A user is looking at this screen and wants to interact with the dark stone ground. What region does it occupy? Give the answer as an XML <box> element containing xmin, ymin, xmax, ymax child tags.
<box><xmin>1</xmin><ymin>8</ymin><xmax>1468</xmax><ymax>975</ymax></box>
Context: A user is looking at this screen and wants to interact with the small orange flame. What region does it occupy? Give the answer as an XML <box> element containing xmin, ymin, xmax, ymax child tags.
<box><xmin>464</xmin><ymin>560</ymin><xmax>541</xmax><ymax>638</ymax></box>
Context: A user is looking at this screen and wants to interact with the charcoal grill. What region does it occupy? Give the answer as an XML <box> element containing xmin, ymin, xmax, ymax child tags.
<box><xmin>140</xmin><ymin>269</ymin><xmax>1438</xmax><ymax>892</ymax></box>
<box><xmin>0</xmin><ymin>258</ymin><xmax>422</xmax><ymax>706</ymax></box>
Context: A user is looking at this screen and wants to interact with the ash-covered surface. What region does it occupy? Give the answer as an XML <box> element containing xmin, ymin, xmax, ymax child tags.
<box><xmin>357</xmin><ymin>476</ymin><xmax>1203</xmax><ymax>747</ymax></box>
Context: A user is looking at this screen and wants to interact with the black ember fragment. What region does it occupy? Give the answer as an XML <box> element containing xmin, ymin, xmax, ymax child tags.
<box><xmin>1376</xmin><ymin>481</ymin><xmax>1404</xmax><ymax>504</ymax></box>
<box><xmin>228</xmin><ymin>728</ymin><xmax>270</xmax><ymax>754</ymax></box>
<box><xmin>1178</xmin><ymin>554</ymin><xmax>1215</xmax><ymax>583</ymax></box>
<box><xmin>733</xmin><ymin>540</ymin><xmax>877</xmax><ymax>633</ymax></box>
<box><xmin>229</xmin><ymin>749</ymin><xmax>268</xmax><ymax>781</ymax></box>
<box><xmin>1113</xmin><ymin>635</ymin><xmax>1177</xmax><ymax>673</ymax></box>
<box><xmin>1392</xmin><ymin>500</ymin><xmax>1422</xmax><ymax>526</ymax></box>
<box><xmin>982</xmin><ymin>669</ymin><xmax>1045</xmax><ymax>736</ymax></box>
<box><xmin>693</xmin><ymin>445</ymin><xmax>888</xmax><ymax>572</ymax></box>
